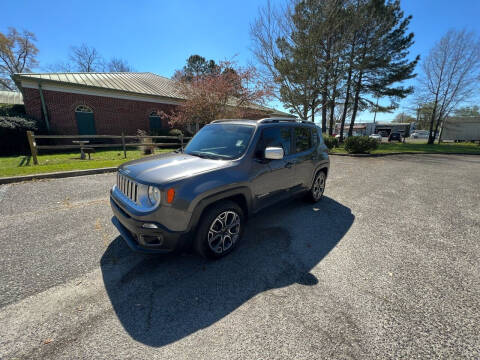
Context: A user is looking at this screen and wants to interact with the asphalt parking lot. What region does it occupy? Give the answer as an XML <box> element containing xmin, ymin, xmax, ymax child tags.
<box><xmin>0</xmin><ymin>154</ymin><xmax>479</xmax><ymax>359</ymax></box>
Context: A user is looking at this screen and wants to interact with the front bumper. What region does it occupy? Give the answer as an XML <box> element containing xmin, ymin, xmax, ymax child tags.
<box><xmin>110</xmin><ymin>195</ymin><xmax>189</xmax><ymax>254</ymax></box>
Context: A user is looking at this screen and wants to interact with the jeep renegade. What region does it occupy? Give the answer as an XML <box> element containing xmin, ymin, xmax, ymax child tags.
<box><xmin>110</xmin><ymin>118</ymin><xmax>329</xmax><ymax>259</ymax></box>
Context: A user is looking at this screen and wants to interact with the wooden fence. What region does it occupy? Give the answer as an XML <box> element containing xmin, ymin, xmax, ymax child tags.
<box><xmin>26</xmin><ymin>131</ymin><xmax>191</xmax><ymax>165</ymax></box>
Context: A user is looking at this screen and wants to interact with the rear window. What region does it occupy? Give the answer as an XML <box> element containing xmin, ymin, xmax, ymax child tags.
<box><xmin>295</xmin><ymin>126</ymin><xmax>312</xmax><ymax>153</ymax></box>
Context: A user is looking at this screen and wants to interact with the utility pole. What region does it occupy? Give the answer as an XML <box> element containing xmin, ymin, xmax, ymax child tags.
<box><xmin>372</xmin><ymin>97</ymin><xmax>379</xmax><ymax>134</ymax></box>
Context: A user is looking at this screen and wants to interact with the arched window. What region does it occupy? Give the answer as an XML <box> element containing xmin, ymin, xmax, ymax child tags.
<box><xmin>75</xmin><ymin>105</ymin><xmax>93</xmax><ymax>113</ymax></box>
<box><xmin>75</xmin><ymin>104</ymin><xmax>96</xmax><ymax>135</ymax></box>
<box><xmin>149</xmin><ymin>110</ymin><xmax>163</xmax><ymax>132</ymax></box>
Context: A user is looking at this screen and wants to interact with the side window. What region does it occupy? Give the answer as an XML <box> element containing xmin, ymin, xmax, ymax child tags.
<box><xmin>295</xmin><ymin>126</ymin><xmax>312</xmax><ymax>152</ymax></box>
<box><xmin>279</xmin><ymin>127</ymin><xmax>291</xmax><ymax>155</ymax></box>
<box><xmin>312</xmin><ymin>127</ymin><xmax>318</xmax><ymax>147</ymax></box>
<box><xmin>256</xmin><ymin>126</ymin><xmax>291</xmax><ymax>157</ymax></box>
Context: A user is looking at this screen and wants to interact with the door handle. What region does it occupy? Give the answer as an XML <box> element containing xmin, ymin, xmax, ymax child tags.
<box><xmin>285</xmin><ymin>161</ymin><xmax>294</xmax><ymax>168</ymax></box>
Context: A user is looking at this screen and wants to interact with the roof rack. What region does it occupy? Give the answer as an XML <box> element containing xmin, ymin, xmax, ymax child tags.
<box><xmin>210</xmin><ymin>117</ymin><xmax>315</xmax><ymax>125</ymax></box>
<box><xmin>210</xmin><ymin>119</ymin><xmax>245</xmax><ymax>123</ymax></box>
<box><xmin>257</xmin><ymin>117</ymin><xmax>313</xmax><ymax>124</ymax></box>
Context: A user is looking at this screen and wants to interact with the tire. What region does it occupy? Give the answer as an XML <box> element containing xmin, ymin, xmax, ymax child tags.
<box><xmin>194</xmin><ymin>200</ymin><xmax>245</xmax><ymax>259</ymax></box>
<box><xmin>306</xmin><ymin>170</ymin><xmax>326</xmax><ymax>203</ymax></box>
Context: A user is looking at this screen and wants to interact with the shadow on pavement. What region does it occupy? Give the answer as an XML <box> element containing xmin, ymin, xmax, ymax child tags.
<box><xmin>100</xmin><ymin>196</ymin><xmax>354</xmax><ymax>347</ymax></box>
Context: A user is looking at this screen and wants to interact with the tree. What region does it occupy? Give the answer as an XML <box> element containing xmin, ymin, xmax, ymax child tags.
<box><xmin>250</xmin><ymin>0</ymin><xmax>346</xmax><ymax>125</ymax></box>
<box><xmin>392</xmin><ymin>111</ymin><xmax>415</xmax><ymax>123</ymax></box>
<box><xmin>453</xmin><ymin>105</ymin><xmax>480</xmax><ymax>117</ymax></box>
<box><xmin>168</xmin><ymin>60</ymin><xmax>271</xmax><ymax>131</ymax></box>
<box><xmin>0</xmin><ymin>27</ymin><xmax>39</xmax><ymax>90</ymax></box>
<box><xmin>274</xmin><ymin>0</ymin><xmax>322</xmax><ymax>123</ymax></box>
<box><xmin>69</xmin><ymin>44</ymin><xmax>104</xmax><ymax>72</ymax></box>
<box><xmin>416</xmin><ymin>29</ymin><xmax>480</xmax><ymax>144</ymax></box>
<box><xmin>250</xmin><ymin>0</ymin><xmax>417</xmax><ymax>140</ymax></box>
<box><xmin>107</xmin><ymin>57</ymin><xmax>132</xmax><ymax>72</ymax></box>
<box><xmin>250</xmin><ymin>0</ymin><xmax>314</xmax><ymax>121</ymax></box>
<box><xmin>173</xmin><ymin>55</ymin><xmax>219</xmax><ymax>81</ymax></box>
<box><xmin>346</xmin><ymin>0</ymin><xmax>418</xmax><ymax>138</ymax></box>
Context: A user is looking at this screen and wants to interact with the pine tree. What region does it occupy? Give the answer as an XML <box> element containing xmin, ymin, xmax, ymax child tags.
<box><xmin>347</xmin><ymin>0</ymin><xmax>419</xmax><ymax>137</ymax></box>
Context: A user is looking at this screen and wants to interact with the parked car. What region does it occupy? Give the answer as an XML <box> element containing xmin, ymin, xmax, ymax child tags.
<box><xmin>410</xmin><ymin>130</ymin><xmax>429</xmax><ymax>139</ymax></box>
<box><xmin>388</xmin><ymin>132</ymin><xmax>402</xmax><ymax>142</ymax></box>
<box><xmin>110</xmin><ymin>118</ymin><xmax>330</xmax><ymax>259</ymax></box>
<box><xmin>379</xmin><ymin>131</ymin><xmax>389</xmax><ymax>137</ymax></box>
<box><xmin>369</xmin><ymin>133</ymin><xmax>382</xmax><ymax>142</ymax></box>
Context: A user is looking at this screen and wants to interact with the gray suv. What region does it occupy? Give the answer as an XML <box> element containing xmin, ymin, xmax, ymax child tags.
<box><xmin>110</xmin><ymin>118</ymin><xmax>329</xmax><ymax>259</ymax></box>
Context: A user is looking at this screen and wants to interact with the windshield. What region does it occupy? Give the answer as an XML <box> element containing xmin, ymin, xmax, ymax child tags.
<box><xmin>184</xmin><ymin>123</ymin><xmax>255</xmax><ymax>159</ymax></box>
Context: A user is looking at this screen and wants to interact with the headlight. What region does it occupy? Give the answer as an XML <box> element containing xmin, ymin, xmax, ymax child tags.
<box><xmin>147</xmin><ymin>186</ymin><xmax>161</xmax><ymax>207</ymax></box>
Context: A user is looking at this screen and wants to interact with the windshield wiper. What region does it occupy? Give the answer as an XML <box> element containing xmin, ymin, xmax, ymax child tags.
<box><xmin>188</xmin><ymin>151</ymin><xmax>224</xmax><ymax>160</ymax></box>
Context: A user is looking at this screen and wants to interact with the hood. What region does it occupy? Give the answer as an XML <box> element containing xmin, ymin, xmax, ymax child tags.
<box><xmin>118</xmin><ymin>152</ymin><xmax>231</xmax><ymax>184</ymax></box>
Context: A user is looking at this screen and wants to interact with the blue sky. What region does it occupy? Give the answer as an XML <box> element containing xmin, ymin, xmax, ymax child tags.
<box><xmin>3</xmin><ymin>0</ymin><xmax>480</xmax><ymax>122</ymax></box>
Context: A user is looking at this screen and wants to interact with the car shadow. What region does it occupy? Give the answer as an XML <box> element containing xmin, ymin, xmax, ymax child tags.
<box><xmin>100</xmin><ymin>196</ymin><xmax>354</xmax><ymax>347</ymax></box>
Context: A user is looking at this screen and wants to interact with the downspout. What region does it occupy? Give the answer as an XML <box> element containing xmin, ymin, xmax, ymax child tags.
<box><xmin>38</xmin><ymin>83</ymin><xmax>50</xmax><ymax>132</ymax></box>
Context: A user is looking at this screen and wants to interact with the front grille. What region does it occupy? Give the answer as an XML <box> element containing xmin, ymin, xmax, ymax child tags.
<box><xmin>117</xmin><ymin>172</ymin><xmax>138</xmax><ymax>203</ymax></box>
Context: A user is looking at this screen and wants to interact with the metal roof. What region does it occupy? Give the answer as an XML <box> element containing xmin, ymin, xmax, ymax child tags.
<box><xmin>13</xmin><ymin>72</ymin><xmax>183</xmax><ymax>100</ymax></box>
<box><xmin>12</xmin><ymin>72</ymin><xmax>293</xmax><ymax>117</ymax></box>
<box><xmin>0</xmin><ymin>90</ymin><xmax>23</xmax><ymax>105</ymax></box>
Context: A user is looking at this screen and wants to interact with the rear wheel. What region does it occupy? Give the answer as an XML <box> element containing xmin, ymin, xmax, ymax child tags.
<box><xmin>307</xmin><ymin>170</ymin><xmax>326</xmax><ymax>202</ymax></box>
<box><xmin>194</xmin><ymin>200</ymin><xmax>244</xmax><ymax>259</ymax></box>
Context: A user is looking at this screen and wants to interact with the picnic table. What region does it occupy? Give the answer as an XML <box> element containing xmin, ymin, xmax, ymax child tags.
<box><xmin>72</xmin><ymin>140</ymin><xmax>90</xmax><ymax>160</ymax></box>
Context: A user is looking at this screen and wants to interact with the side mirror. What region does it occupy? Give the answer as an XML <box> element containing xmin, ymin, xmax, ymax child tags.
<box><xmin>264</xmin><ymin>146</ymin><xmax>284</xmax><ymax>160</ymax></box>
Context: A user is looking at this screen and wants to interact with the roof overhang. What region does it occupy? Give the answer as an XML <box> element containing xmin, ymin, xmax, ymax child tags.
<box><xmin>13</xmin><ymin>75</ymin><xmax>184</xmax><ymax>105</ymax></box>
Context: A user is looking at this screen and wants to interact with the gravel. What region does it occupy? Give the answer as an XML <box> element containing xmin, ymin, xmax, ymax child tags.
<box><xmin>0</xmin><ymin>154</ymin><xmax>479</xmax><ymax>359</ymax></box>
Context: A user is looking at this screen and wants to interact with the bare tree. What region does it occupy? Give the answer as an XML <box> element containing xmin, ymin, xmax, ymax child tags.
<box><xmin>417</xmin><ymin>29</ymin><xmax>480</xmax><ymax>144</ymax></box>
<box><xmin>392</xmin><ymin>111</ymin><xmax>415</xmax><ymax>123</ymax></box>
<box><xmin>0</xmin><ymin>27</ymin><xmax>39</xmax><ymax>90</ymax></box>
<box><xmin>69</xmin><ymin>44</ymin><xmax>104</xmax><ymax>72</ymax></box>
<box><xmin>107</xmin><ymin>57</ymin><xmax>132</xmax><ymax>72</ymax></box>
<box><xmin>250</xmin><ymin>1</ymin><xmax>314</xmax><ymax>119</ymax></box>
<box><xmin>43</xmin><ymin>61</ymin><xmax>73</xmax><ymax>72</ymax></box>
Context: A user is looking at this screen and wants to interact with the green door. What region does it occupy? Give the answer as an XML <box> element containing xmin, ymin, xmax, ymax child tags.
<box><xmin>149</xmin><ymin>115</ymin><xmax>163</xmax><ymax>132</ymax></box>
<box><xmin>76</xmin><ymin>111</ymin><xmax>96</xmax><ymax>135</ymax></box>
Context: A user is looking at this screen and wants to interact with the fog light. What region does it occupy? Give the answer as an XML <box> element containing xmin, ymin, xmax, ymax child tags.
<box><xmin>140</xmin><ymin>234</ymin><xmax>164</xmax><ymax>246</ymax></box>
<box><xmin>142</xmin><ymin>223</ymin><xmax>158</xmax><ymax>229</ymax></box>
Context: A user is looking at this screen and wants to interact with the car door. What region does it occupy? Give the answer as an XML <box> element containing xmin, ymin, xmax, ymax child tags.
<box><xmin>250</xmin><ymin>126</ymin><xmax>296</xmax><ymax>210</ymax></box>
<box><xmin>292</xmin><ymin>125</ymin><xmax>316</xmax><ymax>190</ymax></box>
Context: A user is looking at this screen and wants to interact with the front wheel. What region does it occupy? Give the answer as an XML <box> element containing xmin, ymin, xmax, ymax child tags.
<box><xmin>194</xmin><ymin>200</ymin><xmax>244</xmax><ymax>259</ymax></box>
<box><xmin>307</xmin><ymin>170</ymin><xmax>326</xmax><ymax>202</ymax></box>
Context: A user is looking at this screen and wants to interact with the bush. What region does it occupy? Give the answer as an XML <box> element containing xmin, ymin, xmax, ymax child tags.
<box><xmin>0</xmin><ymin>104</ymin><xmax>26</xmax><ymax>117</ymax></box>
<box><xmin>344</xmin><ymin>136</ymin><xmax>378</xmax><ymax>154</ymax></box>
<box><xmin>168</xmin><ymin>128</ymin><xmax>183</xmax><ymax>137</ymax></box>
<box><xmin>0</xmin><ymin>116</ymin><xmax>39</xmax><ymax>155</ymax></box>
<box><xmin>323</xmin><ymin>135</ymin><xmax>339</xmax><ymax>149</ymax></box>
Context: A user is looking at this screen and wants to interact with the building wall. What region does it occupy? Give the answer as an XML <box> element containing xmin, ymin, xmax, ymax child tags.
<box><xmin>442</xmin><ymin>117</ymin><xmax>480</xmax><ymax>141</ymax></box>
<box><xmin>22</xmin><ymin>87</ymin><xmax>176</xmax><ymax>135</ymax></box>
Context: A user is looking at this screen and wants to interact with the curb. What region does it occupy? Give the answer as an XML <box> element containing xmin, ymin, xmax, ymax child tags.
<box><xmin>1</xmin><ymin>152</ymin><xmax>478</xmax><ymax>185</ymax></box>
<box><xmin>329</xmin><ymin>152</ymin><xmax>480</xmax><ymax>157</ymax></box>
<box><xmin>0</xmin><ymin>167</ymin><xmax>117</xmax><ymax>185</ymax></box>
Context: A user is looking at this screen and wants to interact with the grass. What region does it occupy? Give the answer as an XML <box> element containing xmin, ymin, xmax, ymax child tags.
<box><xmin>0</xmin><ymin>148</ymin><xmax>174</xmax><ymax>178</ymax></box>
<box><xmin>330</xmin><ymin>141</ymin><xmax>480</xmax><ymax>155</ymax></box>
<box><xmin>2</xmin><ymin>141</ymin><xmax>479</xmax><ymax>178</ymax></box>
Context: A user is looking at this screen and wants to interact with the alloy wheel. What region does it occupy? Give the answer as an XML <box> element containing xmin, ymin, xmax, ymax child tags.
<box><xmin>312</xmin><ymin>172</ymin><xmax>326</xmax><ymax>200</ymax></box>
<box><xmin>207</xmin><ymin>210</ymin><xmax>241</xmax><ymax>254</ymax></box>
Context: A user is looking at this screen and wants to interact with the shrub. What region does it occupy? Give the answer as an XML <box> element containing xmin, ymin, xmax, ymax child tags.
<box><xmin>168</xmin><ymin>128</ymin><xmax>183</xmax><ymax>137</ymax></box>
<box><xmin>323</xmin><ymin>135</ymin><xmax>339</xmax><ymax>149</ymax></box>
<box><xmin>0</xmin><ymin>116</ymin><xmax>39</xmax><ymax>155</ymax></box>
<box><xmin>344</xmin><ymin>136</ymin><xmax>378</xmax><ymax>154</ymax></box>
<box><xmin>0</xmin><ymin>104</ymin><xmax>26</xmax><ymax>117</ymax></box>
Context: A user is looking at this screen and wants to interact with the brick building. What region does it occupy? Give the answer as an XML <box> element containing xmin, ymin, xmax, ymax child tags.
<box><xmin>13</xmin><ymin>72</ymin><xmax>291</xmax><ymax>135</ymax></box>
